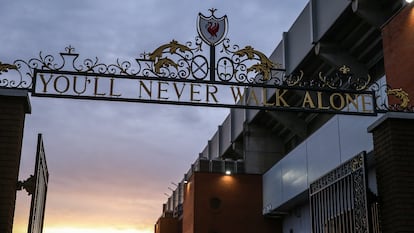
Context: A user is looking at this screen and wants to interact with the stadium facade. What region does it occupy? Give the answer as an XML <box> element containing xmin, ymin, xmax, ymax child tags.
<box><xmin>154</xmin><ymin>1</ymin><xmax>414</xmax><ymax>233</ymax></box>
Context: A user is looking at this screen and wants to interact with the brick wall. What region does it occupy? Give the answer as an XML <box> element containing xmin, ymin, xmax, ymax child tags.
<box><xmin>0</xmin><ymin>91</ymin><xmax>30</xmax><ymax>233</ymax></box>
<box><xmin>369</xmin><ymin>115</ymin><xmax>414</xmax><ymax>233</ymax></box>
<box><xmin>382</xmin><ymin>4</ymin><xmax>414</xmax><ymax>104</ymax></box>
<box><xmin>154</xmin><ymin>215</ymin><xmax>180</xmax><ymax>233</ymax></box>
<box><xmin>182</xmin><ymin>172</ymin><xmax>281</xmax><ymax>233</ymax></box>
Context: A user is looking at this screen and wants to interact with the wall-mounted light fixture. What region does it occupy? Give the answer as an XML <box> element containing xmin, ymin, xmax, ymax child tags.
<box><xmin>225</xmin><ymin>170</ymin><xmax>232</xmax><ymax>175</ymax></box>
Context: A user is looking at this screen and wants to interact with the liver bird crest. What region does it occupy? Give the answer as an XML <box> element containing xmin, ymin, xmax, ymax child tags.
<box><xmin>207</xmin><ymin>22</ymin><xmax>219</xmax><ymax>38</ymax></box>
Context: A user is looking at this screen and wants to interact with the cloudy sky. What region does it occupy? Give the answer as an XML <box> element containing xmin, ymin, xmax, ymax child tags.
<box><xmin>1</xmin><ymin>1</ymin><xmax>308</xmax><ymax>233</ymax></box>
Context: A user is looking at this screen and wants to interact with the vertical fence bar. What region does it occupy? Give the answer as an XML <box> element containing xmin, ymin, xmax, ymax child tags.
<box><xmin>309</xmin><ymin>153</ymin><xmax>369</xmax><ymax>233</ymax></box>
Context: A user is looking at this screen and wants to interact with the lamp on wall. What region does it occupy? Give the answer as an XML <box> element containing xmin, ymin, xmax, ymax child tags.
<box><xmin>406</xmin><ymin>0</ymin><xmax>413</xmax><ymax>3</ymax></box>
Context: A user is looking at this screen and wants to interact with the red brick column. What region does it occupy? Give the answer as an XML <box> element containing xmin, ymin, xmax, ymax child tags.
<box><xmin>0</xmin><ymin>89</ymin><xmax>31</xmax><ymax>233</ymax></box>
<box><xmin>368</xmin><ymin>113</ymin><xmax>414</xmax><ymax>233</ymax></box>
<box><xmin>382</xmin><ymin>4</ymin><xmax>414</xmax><ymax>104</ymax></box>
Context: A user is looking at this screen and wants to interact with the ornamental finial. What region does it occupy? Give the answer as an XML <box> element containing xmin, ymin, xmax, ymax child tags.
<box><xmin>209</xmin><ymin>8</ymin><xmax>217</xmax><ymax>16</ymax></box>
<box><xmin>65</xmin><ymin>45</ymin><xmax>75</xmax><ymax>54</ymax></box>
<box><xmin>339</xmin><ymin>65</ymin><xmax>351</xmax><ymax>74</ymax></box>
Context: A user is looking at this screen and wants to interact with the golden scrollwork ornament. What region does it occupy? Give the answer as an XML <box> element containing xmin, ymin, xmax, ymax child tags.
<box><xmin>0</xmin><ymin>61</ymin><xmax>17</xmax><ymax>75</ymax></box>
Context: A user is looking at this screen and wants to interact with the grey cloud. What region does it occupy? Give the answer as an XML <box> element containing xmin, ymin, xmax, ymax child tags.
<box><xmin>5</xmin><ymin>1</ymin><xmax>308</xmax><ymax>231</ymax></box>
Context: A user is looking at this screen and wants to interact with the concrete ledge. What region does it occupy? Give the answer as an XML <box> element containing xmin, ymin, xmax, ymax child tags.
<box><xmin>367</xmin><ymin>112</ymin><xmax>414</xmax><ymax>132</ymax></box>
<box><xmin>0</xmin><ymin>88</ymin><xmax>31</xmax><ymax>113</ymax></box>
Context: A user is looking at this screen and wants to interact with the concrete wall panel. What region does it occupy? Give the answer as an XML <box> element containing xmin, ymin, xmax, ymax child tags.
<box><xmin>231</xmin><ymin>108</ymin><xmax>245</xmax><ymax>140</ymax></box>
<box><xmin>281</xmin><ymin>143</ymin><xmax>308</xmax><ymax>201</ymax></box>
<box><xmin>220</xmin><ymin>115</ymin><xmax>232</xmax><ymax>155</ymax></box>
<box><xmin>284</xmin><ymin>4</ymin><xmax>312</xmax><ymax>73</ymax></box>
<box><xmin>311</xmin><ymin>0</ymin><xmax>350</xmax><ymax>42</ymax></box>
<box><xmin>337</xmin><ymin>115</ymin><xmax>376</xmax><ymax>162</ymax></box>
<box><xmin>262</xmin><ymin>162</ymin><xmax>283</xmax><ymax>213</ymax></box>
<box><xmin>210</xmin><ymin>131</ymin><xmax>219</xmax><ymax>159</ymax></box>
<box><xmin>307</xmin><ymin>117</ymin><xmax>341</xmax><ymax>182</ymax></box>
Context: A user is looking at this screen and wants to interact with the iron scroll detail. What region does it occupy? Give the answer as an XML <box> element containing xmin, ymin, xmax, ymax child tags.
<box><xmin>4</xmin><ymin>45</ymin><xmax>376</xmax><ymax>90</ymax></box>
<box><xmin>1</xmin><ymin>9</ymin><xmax>373</xmax><ymax>91</ymax></box>
<box><xmin>1</xmin><ymin>9</ymin><xmax>410</xmax><ymax>115</ymax></box>
<box><xmin>3</xmin><ymin>42</ymin><xmax>294</xmax><ymax>89</ymax></box>
<box><xmin>0</xmin><ymin>43</ymin><xmax>382</xmax><ymax>115</ymax></box>
<box><xmin>0</xmin><ymin>8</ymin><xmax>375</xmax><ymax>92</ymax></box>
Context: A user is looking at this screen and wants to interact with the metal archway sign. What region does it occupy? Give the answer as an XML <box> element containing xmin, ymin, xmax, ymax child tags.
<box><xmin>0</xmin><ymin>9</ymin><xmax>406</xmax><ymax>115</ymax></box>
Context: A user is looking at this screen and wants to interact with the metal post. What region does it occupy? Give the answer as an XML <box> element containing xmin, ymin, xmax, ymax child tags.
<box><xmin>209</xmin><ymin>45</ymin><xmax>215</xmax><ymax>82</ymax></box>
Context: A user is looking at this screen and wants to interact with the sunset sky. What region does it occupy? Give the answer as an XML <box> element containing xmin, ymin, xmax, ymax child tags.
<box><xmin>1</xmin><ymin>1</ymin><xmax>308</xmax><ymax>233</ymax></box>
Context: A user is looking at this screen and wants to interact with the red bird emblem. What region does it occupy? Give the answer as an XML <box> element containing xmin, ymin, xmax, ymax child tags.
<box><xmin>207</xmin><ymin>22</ymin><xmax>219</xmax><ymax>38</ymax></box>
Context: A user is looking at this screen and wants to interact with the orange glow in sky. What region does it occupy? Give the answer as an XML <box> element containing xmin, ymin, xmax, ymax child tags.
<box><xmin>13</xmin><ymin>189</ymin><xmax>157</xmax><ymax>233</ymax></box>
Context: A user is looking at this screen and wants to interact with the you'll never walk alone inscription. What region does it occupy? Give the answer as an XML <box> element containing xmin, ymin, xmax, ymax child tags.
<box><xmin>1</xmin><ymin>9</ymin><xmax>383</xmax><ymax>115</ymax></box>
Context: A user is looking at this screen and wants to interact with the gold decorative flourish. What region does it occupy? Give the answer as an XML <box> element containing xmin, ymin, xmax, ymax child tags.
<box><xmin>339</xmin><ymin>65</ymin><xmax>350</xmax><ymax>74</ymax></box>
<box><xmin>149</xmin><ymin>40</ymin><xmax>191</xmax><ymax>60</ymax></box>
<box><xmin>234</xmin><ymin>46</ymin><xmax>281</xmax><ymax>81</ymax></box>
<box><xmin>387</xmin><ymin>88</ymin><xmax>410</xmax><ymax>109</ymax></box>
<box><xmin>351</xmin><ymin>156</ymin><xmax>363</xmax><ymax>171</ymax></box>
<box><xmin>0</xmin><ymin>61</ymin><xmax>17</xmax><ymax>75</ymax></box>
<box><xmin>149</xmin><ymin>40</ymin><xmax>192</xmax><ymax>74</ymax></box>
<box><xmin>285</xmin><ymin>70</ymin><xmax>304</xmax><ymax>86</ymax></box>
<box><xmin>355</xmin><ymin>74</ymin><xmax>371</xmax><ymax>91</ymax></box>
<box><xmin>318</xmin><ymin>65</ymin><xmax>371</xmax><ymax>90</ymax></box>
<box><xmin>318</xmin><ymin>72</ymin><xmax>337</xmax><ymax>89</ymax></box>
<box><xmin>154</xmin><ymin>58</ymin><xmax>178</xmax><ymax>74</ymax></box>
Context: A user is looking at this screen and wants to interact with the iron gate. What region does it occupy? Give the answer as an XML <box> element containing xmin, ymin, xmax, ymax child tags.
<box><xmin>309</xmin><ymin>152</ymin><xmax>371</xmax><ymax>233</ymax></box>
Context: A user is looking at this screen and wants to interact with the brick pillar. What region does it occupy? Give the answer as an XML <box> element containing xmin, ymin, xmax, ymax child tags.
<box><xmin>0</xmin><ymin>89</ymin><xmax>31</xmax><ymax>233</ymax></box>
<box><xmin>382</xmin><ymin>4</ymin><xmax>414</xmax><ymax>103</ymax></box>
<box><xmin>368</xmin><ymin>112</ymin><xmax>414</xmax><ymax>233</ymax></box>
